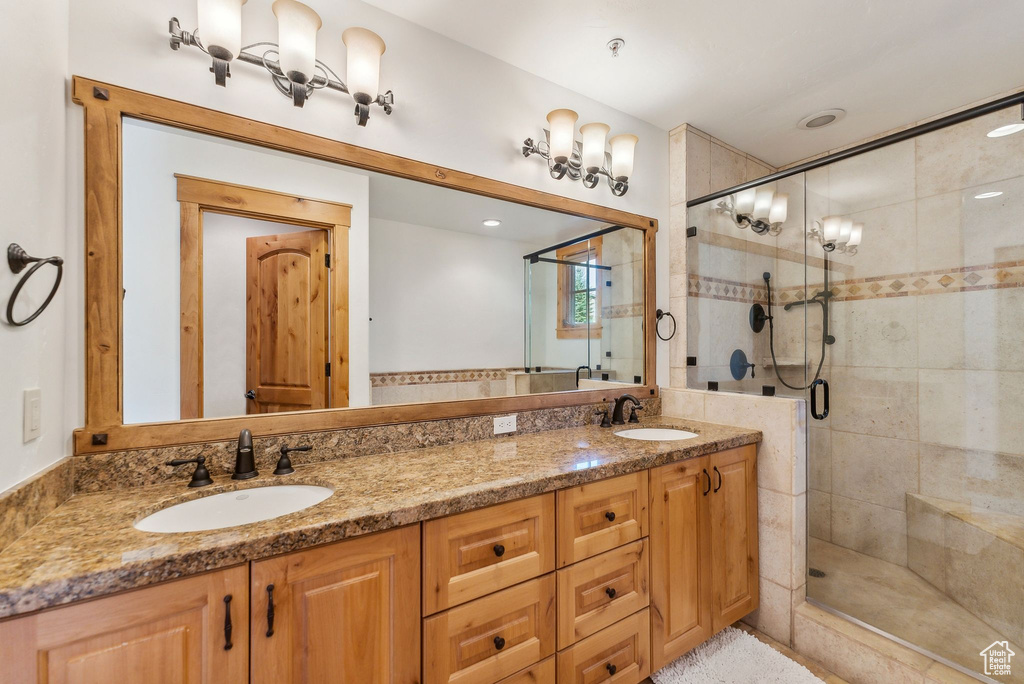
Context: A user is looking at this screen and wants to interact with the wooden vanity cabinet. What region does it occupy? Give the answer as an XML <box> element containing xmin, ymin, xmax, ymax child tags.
<box><xmin>0</xmin><ymin>565</ymin><xmax>249</xmax><ymax>684</ymax></box>
<box><xmin>250</xmin><ymin>525</ymin><xmax>420</xmax><ymax>684</ymax></box>
<box><xmin>649</xmin><ymin>444</ymin><xmax>758</xmax><ymax>669</ymax></box>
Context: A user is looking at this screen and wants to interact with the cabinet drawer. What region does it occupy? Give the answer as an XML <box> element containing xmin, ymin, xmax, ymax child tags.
<box><xmin>424</xmin><ymin>574</ymin><xmax>556</xmax><ymax>684</ymax></box>
<box><xmin>556</xmin><ymin>609</ymin><xmax>651</xmax><ymax>684</ymax></box>
<box><xmin>497</xmin><ymin>656</ymin><xmax>555</xmax><ymax>684</ymax></box>
<box><xmin>556</xmin><ymin>539</ymin><xmax>650</xmax><ymax>649</ymax></box>
<box><xmin>556</xmin><ymin>472</ymin><xmax>648</xmax><ymax>567</ymax></box>
<box><xmin>424</xmin><ymin>494</ymin><xmax>555</xmax><ymax>614</ymax></box>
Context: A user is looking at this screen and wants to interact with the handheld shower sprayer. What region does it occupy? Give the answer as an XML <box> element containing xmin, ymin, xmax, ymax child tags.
<box><xmin>755</xmin><ymin>270</ymin><xmax>830</xmax><ymax>391</ymax></box>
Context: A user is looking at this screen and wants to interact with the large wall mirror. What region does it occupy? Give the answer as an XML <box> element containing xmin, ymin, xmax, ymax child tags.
<box><xmin>74</xmin><ymin>77</ymin><xmax>656</xmax><ymax>452</ymax></box>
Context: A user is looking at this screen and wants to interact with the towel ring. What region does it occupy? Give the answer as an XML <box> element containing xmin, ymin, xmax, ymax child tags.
<box><xmin>6</xmin><ymin>244</ymin><xmax>64</xmax><ymax>327</ymax></box>
<box><xmin>655</xmin><ymin>308</ymin><xmax>677</xmax><ymax>341</ymax></box>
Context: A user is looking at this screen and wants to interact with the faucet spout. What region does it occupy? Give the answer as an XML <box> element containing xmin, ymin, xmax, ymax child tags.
<box><xmin>611</xmin><ymin>393</ymin><xmax>641</xmax><ymax>425</ymax></box>
<box><xmin>232</xmin><ymin>428</ymin><xmax>258</xmax><ymax>480</ymax></box>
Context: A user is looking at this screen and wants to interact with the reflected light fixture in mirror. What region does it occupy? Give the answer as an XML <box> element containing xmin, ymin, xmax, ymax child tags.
<box><xmin>522</xmin><ymin>112</ymin><xmax>636</xmax><ymax>196</ymax></box>
<box><xmin>715</xmin><ymin>186</ymin><xmax>787</xmax><ymax>235</ymax></box>
<box><xmin>169</xmin><ymin>1</ymin><xmax>394</xmax><ymax>124</ymax></box>
<box><xmin>808</xmin><ymin>215</ymin><xmax>864</xmax><ymax>254</ymax></box>
<box><xmin>273</xmin><ymin>0</ymin><xmax>321</xmax><ymax>88</ymax></box>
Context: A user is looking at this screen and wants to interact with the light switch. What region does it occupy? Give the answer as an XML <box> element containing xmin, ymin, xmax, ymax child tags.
<box><xmin>23</xmin><ymin>388</ymin><xmax>41</xmax><ymax>443</ymax></box>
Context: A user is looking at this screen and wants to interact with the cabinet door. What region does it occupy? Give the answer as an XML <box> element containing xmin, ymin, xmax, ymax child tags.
<box><xmin>649</xmin><ymin>457</ymin><xmax>712</xmax><ymax>670</ymax></box>
<box><xmin>0</xmin><ymin>566</ymin><xmax>248</xmax><ymax>683</ymax></box>
<box><xmin>556</xmin><ymin>472</ymin><xmax>648</xmax><ymax>567</ymax></box>
<box><xmin>424</xmin><ymin>494</ymin><xmax>555</xmax><ymax>614</ymax></box>
<box><xmin>251</xmin><ymin>525</ymin><xmax>420</xmax><ymax>684</ymax></box>
<box><xmin>709</xmin><ymin>445</ymin><xmax>759</xmax><ymax>631</ymax></box>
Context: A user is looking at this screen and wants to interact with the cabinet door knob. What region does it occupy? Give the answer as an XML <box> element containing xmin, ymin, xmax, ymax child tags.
<box><xmin>605</xmin><ymin>587</ymin><xmax>616</xmax><ymax>599</ymax></box>
<box><xmin>493</xmin><ymin>635</ymin><xmax>506</xmax><ymax>650</ymax></box>
<box><xmin>605</xmin><ymin>511</ymin><xmax>616</xmax><ymax>522</ymax></box>
<box><xmin>606</xmin><ymin>662</ymin><xmax>617</xmax><ymax>675</ymax></box>
<box><xmin>493</xmin><ymin>544</ymin><xmax>505</xmax><ymax>557</ymax></box>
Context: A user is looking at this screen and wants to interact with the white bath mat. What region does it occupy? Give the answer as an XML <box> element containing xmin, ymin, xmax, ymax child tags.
<box><xmin>651</xmin><ymin>627</ymin><xmax>824</xmax><ymax>684</ymax></box>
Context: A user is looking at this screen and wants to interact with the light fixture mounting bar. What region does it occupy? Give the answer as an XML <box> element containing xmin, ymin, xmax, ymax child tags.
<box><xmin>168</xmin><ymin>17</ymin><xmax>394</xmax><ymax>126</ymax></box>
<box><xmin>522</xmin><ymin>130</ymin><xmax>628</xmax><ymax>197</ymax></box>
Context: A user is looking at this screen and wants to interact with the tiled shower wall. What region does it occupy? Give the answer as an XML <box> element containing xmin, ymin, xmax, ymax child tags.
<box><xmin>665</xmin><ymin>124</ymin><xmax>808</xmax><ymax>646</ymax></box>
<box><xmin>803</xmin><ymin>107</ymin><xmax>1024</xmax><ymax>569</ymax></box>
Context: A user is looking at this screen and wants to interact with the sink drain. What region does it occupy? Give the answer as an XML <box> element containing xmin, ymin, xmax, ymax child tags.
<box><xmin>808</xmin><ymin>567</ymin><xmax>826</xmax><ymax>578</ymax></box>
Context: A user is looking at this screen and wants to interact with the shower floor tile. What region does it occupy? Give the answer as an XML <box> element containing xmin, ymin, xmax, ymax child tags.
<box><xmin>808</xmin><ymin>538</ymin><xmax>1023</xmax><ymax>682</ymax></box>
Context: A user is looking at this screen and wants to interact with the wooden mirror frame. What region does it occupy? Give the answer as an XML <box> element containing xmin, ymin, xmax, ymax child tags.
<box><xmin>71</xmin><ymin>76</ymin><xmax>659</xmax><ymax>455</ymax></box>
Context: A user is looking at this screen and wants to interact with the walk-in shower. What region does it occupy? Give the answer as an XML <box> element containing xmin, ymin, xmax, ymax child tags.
<box><xmin>687</xmin><ymin>93</ymin><xmax>1024</xmax><ymax>681</ymax></box>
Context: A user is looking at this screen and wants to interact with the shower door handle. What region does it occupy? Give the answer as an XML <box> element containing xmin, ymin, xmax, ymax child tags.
<box><xmin>810</xmin><ymin>378</ymin><xmax>829</xmax><ymax>420</ymax></box>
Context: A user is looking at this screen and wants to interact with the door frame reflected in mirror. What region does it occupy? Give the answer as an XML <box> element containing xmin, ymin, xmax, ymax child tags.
<box><xmin>71</xmin><ymin>76</ymin><xmax>658</xmax><ymax>455</ymax></box>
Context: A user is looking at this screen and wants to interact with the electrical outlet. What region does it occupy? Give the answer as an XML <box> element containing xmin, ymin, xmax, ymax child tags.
<box><xmin>23</xmin><ymin>388</ymin><xmax>41</xmax><ymax>443</ymax></box>
<box><xmin>493</xmin><ymin>415</ymin><xmax>517</xmax><ymax>435</ymax></box>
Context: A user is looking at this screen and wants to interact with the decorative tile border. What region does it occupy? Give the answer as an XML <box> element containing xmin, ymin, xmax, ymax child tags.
<box><xmin>691</xmin><ymin>259</ymin><xmax>1024</xmax><ymax>305</ymax></box>
<box><xmin>688</xmin><ymin>274</ymin><xmax>770</xmax><ymax>304</ymax></box>
<box><xmin>602</xmin><ymin>303</ymin><xmax>644</xmax><ymax>318</ymax></box>
<box><xmin>370</xmin><ymin>368</ymin><xmax>515</xmax><ymax>388</ymax></box>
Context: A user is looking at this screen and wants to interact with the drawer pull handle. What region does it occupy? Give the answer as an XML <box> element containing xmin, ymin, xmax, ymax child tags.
<box><xmin>223</xmin><ymin>594</ymin><xmax>233</xmax><ymax>651</ymax></box>
<box><xmin>606</xmin><ymin>662</ymin><xmax>617</xmax><ymax>676</ymax></box>
<box><xmin>493</xmin><ymin>544</ymin><xmax>505</xmax><ymax>557</ymax></box>
<box><xmin>605</xmin><ymin>587</ymin><xmax>616</xmax><ymax>599</ymax></box>
<box><xmin>266</xmin><ymin>584</ymin><xmax>276</xmax><ymax>637</ymax></box>
<box><xmin>605</xmin><ymin>511</ymin><xmax>616</xmax><ymax>522</ymax></box>
<box><xmin>493</xmin><ymin>635</ymin><xmax>506</xmax><ymax>650</ymax></box>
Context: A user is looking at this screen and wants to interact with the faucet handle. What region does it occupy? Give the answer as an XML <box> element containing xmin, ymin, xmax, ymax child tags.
<box><xmin>594</xmin><ymin>407</ymin><xmax>612</xmax><ymax>428</ymax></box>
<box><xmin>274</xmin><ymin>444</ymin><xmax>311</xmax><ymax>475</ymax></box>
<box><xmin>628</xmin><ymin>405</ymin><xmax>643</xmax><ymax>423</ymax></box>
<box><xmin>166</xmin><ymin>456</ymin><xmax>214</xmax><ymax>488</ymax></box>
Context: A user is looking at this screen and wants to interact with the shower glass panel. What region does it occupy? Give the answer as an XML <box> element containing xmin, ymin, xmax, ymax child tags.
<box><xmin>524</xmin><ymin>228</ymin><xmax>645</xmax><ymax>393</ymax></box>
<box><xmin>685</xmin><ymin>174</ymin><xmax>807</xmax><ymax>398</ymax></box>
<box><xmin>687</xmin><ymin>102</ymin><xmax>1024</xmax><ymax>681</ymax></box>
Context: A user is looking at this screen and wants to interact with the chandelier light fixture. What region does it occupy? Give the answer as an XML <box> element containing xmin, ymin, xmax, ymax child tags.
<box><xmin>808</xmin><ymin>215</ymin><xmax>864</xmax><ymax>254</ymax></box>
<box><xmin>715</xmin><ymin>187</ymin><xmax>789</xmax><ymax>235</ymax></box>
<box><xmin>522</xmin><ymin>109</ymin><xmax>638</xmax><ymax>196</ymax></box>
<box><xmin>169</xmin><ymin>0</ymin><xmax>393</xmax><ymax>126</ymax></box>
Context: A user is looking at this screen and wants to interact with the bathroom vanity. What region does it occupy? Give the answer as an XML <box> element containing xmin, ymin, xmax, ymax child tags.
<box><xmin>0</xmin><ymin>419</ymin><xmax>759</xmax><ymax>683</ymax></box>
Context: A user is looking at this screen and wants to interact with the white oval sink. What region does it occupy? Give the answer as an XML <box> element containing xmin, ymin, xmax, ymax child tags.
<box><xmin>135</xmin><ymin>485</ymin><xmax>333</xmax><ymax>533</ymax></box>
<box><xmin>615</xmin><ymin>428</ymin><xmax>699</xmax><ymax>442</ymax></box>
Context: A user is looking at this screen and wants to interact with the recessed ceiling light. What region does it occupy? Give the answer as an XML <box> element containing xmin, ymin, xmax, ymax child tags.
<box><xmin>482</xmin><ymin>219</ymin><xmax>502</xmax><ymax>227</ymax></box>
<box><xmin>974</xmin><ymin>191</ymin><xmax>1003</xmax><ymax>199</ymax></box>
<box><xmin>987</xmin><ymin>123</ymin><xmax>1024</xmax><ymax>138</ymax></box>
<box><xmin>798</xmin><ymin>109</ymin><xmax>846</xmax><ymax>130</ymax></box>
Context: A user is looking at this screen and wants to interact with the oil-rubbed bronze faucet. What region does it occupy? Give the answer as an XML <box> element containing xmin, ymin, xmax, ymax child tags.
<box><xmin>232</xmin><ymin>429</ymin><xmax>258</xmax><ymax>480</ymax></box>
<box><xmin>611</xmin><ymin>393</ymin><xmax>642</xmax><ymax>425</ymax></box>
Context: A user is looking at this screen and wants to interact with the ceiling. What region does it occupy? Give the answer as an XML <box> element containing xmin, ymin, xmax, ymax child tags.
<box><xmin>363</xmin><ymin>168</ymin><xmax>605</xmax><ymax>246</ymax></box>
<box><xmin>362</xmin><ymin>0</ymin><xmax>1024</xmax><ymax>167</ymax></box>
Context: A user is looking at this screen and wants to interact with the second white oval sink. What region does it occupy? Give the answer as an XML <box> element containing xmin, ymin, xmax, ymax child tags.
<box><xmin>615</xmin><ymin>428</ymin><xmax>699</xmax><ymax>442</ymax></box>
<box><xmin>135</xmin><ymin>484</ymin><xmax>333</xmax><ymax>533</ymax></box>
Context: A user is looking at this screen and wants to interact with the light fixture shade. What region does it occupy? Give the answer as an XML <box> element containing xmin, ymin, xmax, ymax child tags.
<box><xmin>839</xmin><ymin>218</ymin><xmax>853</xmax><ymax>243</ymax></box>
<box><xmin>769</xmin><ymin>193</ymin><xmax>788</xmax><ymax>224</ymax></box>
<box><xmin>609</xmin><ymin>133</ymin><xmax>638</xmax><ymax>180</ymax></box>
<box><xmin>342</xmin><ymin>27</ymin><xmax>386</xmax><ymax>105</ymax></box>
<box><xmin>752</xmin><ymin>188</ymin><xmax>774</xmax><ymax>220</ymax></box>
<box><xmin>579</xmin><ymin>122</ymin><xmax>610</xmax><ymax>173</ymax></box>
<box><xmin>198</xmin><ymin>0</ymin><xmax>248</xmax><ymax>61</ymax></box>
<box><xmin>822</xmin><ymin>215</ymin><xmax>841</xmax><ymax>242</ymax></box>
<box><xmin>546</xmin><ymin>109</ymin><xmax>579</xmax><ymax>164</ymax></box>
<box><xmin>735</xmin><ymin>188</ymin><xmax>757</xmax><ymax>215</ymax></box>
<box><xmin>848</xmin><ymin>222</ymin><xmax>864</xmax><ymax>247</ymax></box>
<box><xmin>273</xmin><ymin>0</ymin><xmax>321</xmax><ymax>85</ymax></box>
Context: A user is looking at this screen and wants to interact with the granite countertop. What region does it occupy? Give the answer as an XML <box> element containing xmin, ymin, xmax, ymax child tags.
<box><xmin>0</xmin><ymin>417</ymin><xmax>759</xmax><ymax>619</ymax></box>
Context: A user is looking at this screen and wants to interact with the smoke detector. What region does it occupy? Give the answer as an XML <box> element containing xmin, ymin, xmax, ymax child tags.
<box><xmin>607</xmin><ymin>38</ymin><xmax>625</xmax><ymax>57</ymax></box>
<box><xmin>798</xmin><ymin>109</ymin><xmax>846</xmax><ymax>130</ymax></box>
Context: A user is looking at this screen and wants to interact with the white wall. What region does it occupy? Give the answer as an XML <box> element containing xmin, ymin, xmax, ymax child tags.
<box><xmin>121</xmin><ymin>119</ymin><xmax>371</xmax><ymax>423</ymax></box>
<box><xmin>0</xmin><ymin>0</ymin><xmax>69</xmax><ymax>491</ymax></box>
<box><xmin>368</xmin><ymin>218</ymin><xmax>536</xmax><ymax>372</ymax></box>
<box><xmin>65</xmin><ymin>0</ymin><xmax>670</xmax><ymax>434</ymax></box>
